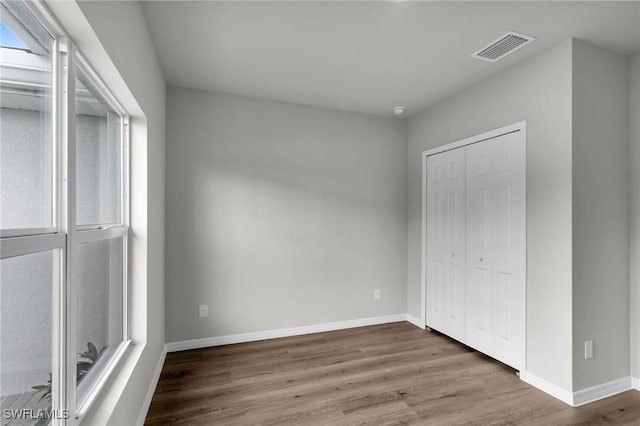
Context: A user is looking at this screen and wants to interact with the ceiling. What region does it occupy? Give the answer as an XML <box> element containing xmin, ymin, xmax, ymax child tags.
<box><xmin>141</xmin><ymin>1</ymin><xmax>640</xmax><ymax>117</ymax></box>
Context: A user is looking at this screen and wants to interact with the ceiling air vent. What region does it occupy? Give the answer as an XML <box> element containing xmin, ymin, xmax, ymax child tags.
<box><xmin>471</xmin><ymin>31</ymin><xmax>536</xmax><ymax>62</ymax></box>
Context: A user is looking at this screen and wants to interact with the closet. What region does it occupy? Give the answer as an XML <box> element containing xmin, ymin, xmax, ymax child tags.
<box><xmin>425</xmin><ymin>125</ymin><xmax>526</xmax><ymax>371</ymax></box>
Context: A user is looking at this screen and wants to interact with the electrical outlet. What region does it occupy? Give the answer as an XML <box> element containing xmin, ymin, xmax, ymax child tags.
<box><xmin>374</xmin><ymin>289</ymin><xmax>381</xmax><ymax>300</ymax></box>
<box><xmin>585</xmin><ymin>340</ymin><xmax>593</xmax><ymax>359</ymax></box>
<box><xmin>199</xmin><ymin>304</ymin><xmax>208</xmax><ymax>318</ymax></box>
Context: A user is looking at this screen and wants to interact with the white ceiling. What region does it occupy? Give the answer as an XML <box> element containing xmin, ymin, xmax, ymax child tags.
<box><xmin>141</xmin><ymin>1</ymin><xmax>640</xmax><ymax>117</ymax></box>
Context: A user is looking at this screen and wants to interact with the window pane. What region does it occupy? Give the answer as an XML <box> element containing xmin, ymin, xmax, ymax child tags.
<box><xmin>0</xmin><ymin>14</ymin><xmax>53</xmax><ymax>231</ymax></box>
<box><xmin>75</xmin><ymin>71</ymin><xmax>122</xmax><ymax>226</ymax></box>
<box><xmin>1</xmin><ymin>251</ymin><xmax>55</xmax><ymax>425</ymax></box>
<box><xmin>76</xmin><ymin>237</ymin><xmax>123</xmax><ymax>405</ymax></box>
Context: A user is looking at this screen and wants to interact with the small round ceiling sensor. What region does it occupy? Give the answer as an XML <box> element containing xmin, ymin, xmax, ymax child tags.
<box><xmin>393</xmin><ymin>106</ymin><xmax>406</xmax><ymax>115</ymax></box>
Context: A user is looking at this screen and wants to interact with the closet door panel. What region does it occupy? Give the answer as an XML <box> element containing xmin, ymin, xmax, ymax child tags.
<box><xmin>426</xmin><ymin>154</ymin><xmax>448</xmax><ymax>332</ymax></box>
<box><xmin>465</xmin><ymin>131</ymin><xmax>525</xmax><ymax>370</ymax></box>
<box><xmin>465</xmin><ymin>142</ymin><xmax>493</xmax><ymax>352</ymax></box>
<box><xmin>490</xmin><ymin>132</ymin><xmax>526</xmax><ymax>370</ymax></box>
<box><xmin>426</xmin><ymin>148</ymin><xmax>466</xmax><ymax>341</ymax></box>
<box><xmin>446</xmin><ymin>152</ymin><xmax>466</xmax><ymax>341</ymax></box>
<box><xmin>467</xmin><ymin>266</ymin><xmax>491</xmax><ymax>352</ymax></box>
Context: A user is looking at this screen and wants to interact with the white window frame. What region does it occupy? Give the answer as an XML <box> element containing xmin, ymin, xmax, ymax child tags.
<box><xmin>0</xmin><ymin>2</ymin><xmax>131</xmax><ymax>424</ymax></box>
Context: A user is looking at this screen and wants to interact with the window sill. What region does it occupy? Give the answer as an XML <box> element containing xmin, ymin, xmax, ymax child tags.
<box><xmin>76</xmin><ymin>339</ymin><xmax>131</xmax><ymax>423</ymax></box>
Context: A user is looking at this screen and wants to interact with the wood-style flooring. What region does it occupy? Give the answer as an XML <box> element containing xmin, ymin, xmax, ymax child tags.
<box><xmin>145</xmin><ymin>322</ymin><xmax>640</xmax><ymax>425</ymax></box>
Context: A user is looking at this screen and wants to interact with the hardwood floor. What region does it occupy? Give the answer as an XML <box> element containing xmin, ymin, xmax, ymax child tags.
<box><xmin>145</xmin><ymin>322</ymin><xmax>640</xmax><ymax>425</ymax></box>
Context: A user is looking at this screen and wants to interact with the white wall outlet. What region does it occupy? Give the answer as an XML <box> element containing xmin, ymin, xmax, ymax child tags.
<box><xmin>199</xmin><ymin>304</ymin><xmax>209</xmax><ymax>318</ymax></box>
<box><xmin>585</xmin><ymin>340</ymin><xmax>593</xmax><ymax>359</ymax></box>
<box><xmin>373</xmin><ymin>289</ymin><xmax>381</xmax><ymax>300</ymax></box>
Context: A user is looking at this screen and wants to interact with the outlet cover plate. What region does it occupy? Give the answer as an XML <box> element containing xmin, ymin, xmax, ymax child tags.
<box><xmin>585</xmin><ymin>340</ymin><xmax>593</xmax><ymax>359</ymax></box>
<box><xmin>199</xmin><ymin>304</ymin><xmax>209</xmax><ymax>317</ymax></box>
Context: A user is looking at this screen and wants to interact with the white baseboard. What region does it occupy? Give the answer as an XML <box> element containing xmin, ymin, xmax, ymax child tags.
<box><xmin>520</xmin><ymin>371</ymin><xmax>574</xmax><ymax>406</ymax></box>
<box><xmin>632</xmin><ymin>377</ymin><xmax>640</xmax><ymax>391</ymax></box>
<box><xmin>136</xmin><ymin>346</ymin><xmax>167</xmax><ymax>426</ymax></box>
<box><xmin>405</xmin><ymin>313</ymin><xmax>425</xmax><ymax>329</ymax></box>
<box><xmin>166</xmin><ymin>314</ymin><xmax>407</xmax><ymax>352</ymax></box>
<box><xmin>522</xmin><ymin>372</ymin><xmax>633</xmax><ymax>407</ymax></box>
<box><xmin>572</xmin><ymin>377</ymin><xmax>631</xmax><ymax>407</ymax></box>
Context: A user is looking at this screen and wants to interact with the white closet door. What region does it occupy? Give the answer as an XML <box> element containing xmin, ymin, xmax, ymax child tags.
<box><xmin>426</xmin><ymin>148</ymin><xmax>466</xmax><ymax>342</ymax></box>
<box><xmin>465</xmin><ymin>131</ymin><xmax>525</xmax><ymax>370</ymax></box>
<box><xmin>465</xmin><ymin>142</ymin><xmax>493</xmax><ymax>355</ymax></box>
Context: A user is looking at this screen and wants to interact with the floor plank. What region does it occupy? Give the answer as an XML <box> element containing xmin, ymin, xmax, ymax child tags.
<box><xmin>145</xmin><ymin>322</ymin><xmax>640</xmax><ymax>425</ymax></box>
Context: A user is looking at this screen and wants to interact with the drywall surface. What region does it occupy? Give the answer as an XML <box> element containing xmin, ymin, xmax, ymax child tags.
<box><xmin>407</xmin><ymin>40</ymin><xmax>574</xmax><ymax>391</ymax></box>
<box><xmin>165</xmin><ymin>88</ymin><xmax>407</xmax><ymax>342</ymax></box>
<box><xmin>571</xmin><ymin>40</ymin><xmax>630</xmax><ymax>391</ymax></box>
<box><xmin>46</xmin><ymin>1</ymin><xmax>166</xmax><ymax>424</ymax></box>
<box><xmin>631</xmin><ymin>53</ymin><xmax>640</xmax><ymax>381</ymax></box>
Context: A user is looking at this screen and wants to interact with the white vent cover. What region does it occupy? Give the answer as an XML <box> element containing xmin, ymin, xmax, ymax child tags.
<box><xmin>471</xmin><ymin>31</ymin><xmax>536</xmax><ymax>62</ymax></box>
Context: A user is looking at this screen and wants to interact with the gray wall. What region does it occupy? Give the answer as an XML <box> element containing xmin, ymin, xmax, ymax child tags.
<box><xmin>165</xmin><ymin>88</ymin><xmax>407</xmax><ymax>343</ymax></box>
<box><xmin>631</xmin><ymin>53</ymin><xmax>640</xmax><ymax>381</ymax></box>
<box><xmin>571</xmin><ymin>40</ymin><xmax>630</xmax><ymax>391</ymax></box>
<box><xmin>407</xmin><ymin>40</ymin><xmax>574</xmax><ymax>391</ymax></box>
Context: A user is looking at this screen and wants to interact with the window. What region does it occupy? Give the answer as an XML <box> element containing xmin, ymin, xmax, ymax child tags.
<box><xmin>0</xmin><ymin>251</ymin><xmax>57</xmax><ymax>421</ymax></box>
<box><xmin>75</xmin><ymin>70</ymin><xmax>123</xmax><ymax>227</ymax></box>
<box><xmin>72</xmin><ymin>61</ymin><xmax>129</xmax><ymax>414</ymax></box>
<box><xmin>0</xmin><ymin>7</ymin><xmax>53</xmax><ymax>233</ymax></box>
<box><xmin>0</xmin><ymin>21</ymin><xmax>28</xmax><ymax>49</ymax></box>
<box><xmin>0</xmin><ymin>2</ymin><xmax>130</xmax><ymax>424</ymax></box>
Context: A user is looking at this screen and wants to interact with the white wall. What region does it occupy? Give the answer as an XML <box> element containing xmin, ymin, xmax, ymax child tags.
<box><xmin>46</xmin><ymin>1</ymin><xmax>166</xmax><ymax>424</ymax></box>
<box><xmin>407</xmin><ymin>40</ymin><xmax>574</xmax><ymax>391</ymax></box>
<box><xmin>571</xmin><ymin>40</ymin><xmax>630</xmax><ymax>391</ymax></box>
<box><xmin>165</xmin><ymin>88</ymin><xmax>407</xmax><ymax>343</ymax></box>
<box><xmin>631</xmin><ymin>53</ymin><xmax>640</xmax><ymax>381</ymax></box>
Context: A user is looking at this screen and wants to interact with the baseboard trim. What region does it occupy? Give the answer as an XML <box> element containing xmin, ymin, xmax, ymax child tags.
<box><xmin>632</xmin><ymin>377</ymin><xmax>640</xmax><ymax>391</ymax></box>
<box><xmin>521</xmin><ymin>372</ymin><xmax>633</xmax><ymax>407</ymax></box>
<box><xmin>166</xmin><ymin>314</ymin><xmax>407</xmax><ymax>352</ymax></box>
<box><xmin>405</xmin><ymin>314</ymin><xmax>425</xmax><ymax>329</ymax></box>
<box><xmin>520</xmin><ymin>371</ymin><xmax>573</xmax><ymax>406</ymax></box>
<box><xmin>136</xmin><ymin>345</ymin><xmax>167</xmax><ymax>426</ymax></box>
<box><xmin>573</xmin><ymin>377</ymin><xmax>631</xmax><ymax>407</ymax></box>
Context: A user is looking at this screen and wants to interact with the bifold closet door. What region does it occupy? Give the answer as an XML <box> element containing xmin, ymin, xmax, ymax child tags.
<box><xmin>465</xmin><ymin>131</ymin><xmax>525</xmax><ymax>370</ymax></box>
<box><xmin>426</xmin><ymin>147</ymin><xmax>466</xmax><ymax>342</ymax></box>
